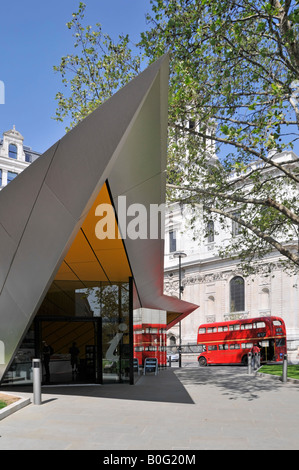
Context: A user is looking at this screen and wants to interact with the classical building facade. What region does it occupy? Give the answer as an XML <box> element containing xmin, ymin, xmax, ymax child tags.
<box><xmin>164</xmin><ymin>151</ymin><xmax>299</xmax><ymax>363</ymax></box>
<box><xmin>0</xmin><ymin>125</ymin><xmax>40</xmax><ymax>188</ymax></box>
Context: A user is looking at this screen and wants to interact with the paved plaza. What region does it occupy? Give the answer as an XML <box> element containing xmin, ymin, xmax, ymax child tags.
<box><xmin>0</xmin><ymin>365</ymin><xmax>299</xmax><ymax>450</ymax></box>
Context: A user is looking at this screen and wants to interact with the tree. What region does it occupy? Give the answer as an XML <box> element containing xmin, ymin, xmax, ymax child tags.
<box><xmin>140</xmin><ymin>0</ymin><xmax>299</xmax><ymax>273</ymax></box>
<box><xmin>54</xmin><ymin>0</ymin><xmax>299</xmax><ymax>273</ymax></box>
<box><xmin>53</xmin><ymin>2</ymin><xmax>141</xmax><ymax>131</ymax></box>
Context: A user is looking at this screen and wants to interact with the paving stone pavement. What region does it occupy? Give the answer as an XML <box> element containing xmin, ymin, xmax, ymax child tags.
<box><xmin>0</xmin><ymin>366</ymin><xmax>299</xmax><ymax>451</ymax></box>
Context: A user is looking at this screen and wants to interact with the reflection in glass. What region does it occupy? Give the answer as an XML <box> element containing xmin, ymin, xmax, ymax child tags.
<box><xmin>85</xmin><ymin>282</ymin><xmax>130</xmax><ymax>383</ymax></box>
<box><xmin>3</xmin><ymin>280</ymin><xmax>132</xmax><ymax>385</ymax></box>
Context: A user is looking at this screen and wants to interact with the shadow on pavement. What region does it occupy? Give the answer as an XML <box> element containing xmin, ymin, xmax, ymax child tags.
<box><xmin>174</xmin><ymin>365</ymin><xmax>299</xmax><ymax>401</ymax></box>
<box><xmin>4</xmin><ymin>366</ymin><xmax>297</xmax><ymax>405</ymax></box>
<box><xmin>1</xmin><ymin>368</ymin><xmax>194</xmax><ymax>405</ymax></box>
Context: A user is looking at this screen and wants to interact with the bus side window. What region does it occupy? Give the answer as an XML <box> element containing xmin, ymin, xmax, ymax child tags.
<box><xmin>254</xmin><ymin>322</ymin><xmax>266</xmax><ymax>329</ymax></box>
<box><xmin>230</xmin><ymin>325</ymin><xmax>240</xmax><ymax>331</ymax></box>
<box><xmin>241</xmin><ymin>343</ymin><xmax>253</xmax><ymax>349</ymax></box>
<box><xmin>218</xmin><ymin>326</ymin><xmax>228</xmax><ymax>332</ymax></box>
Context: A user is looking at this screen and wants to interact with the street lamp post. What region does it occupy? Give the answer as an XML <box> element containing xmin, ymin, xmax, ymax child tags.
<box><xmin>173</xmin><ymin>251</ymin><xmax>187</xmax><ymax>368</ymax></box>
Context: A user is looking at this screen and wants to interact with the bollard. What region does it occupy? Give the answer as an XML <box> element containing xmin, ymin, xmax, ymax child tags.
<box><xmin>168</xmin><ymin>356</ymin><xmax>171</xmax><ymax>368</ymax></box>
<box><xmin>247</xmin><ymin>352</ymin><xmax>252</xmax><ymax>374</ymax></box>
<box><xmin>257</xmin><ymin>352</ymin><xmax>261</xmax><ymax>369</ymax></box>
<box><xmin>282</xmin><ymin>354</ymin><xmax>288</xmax><ymax>383</ymax></box>
<box><xmin>32</xmin><ymin>358</ymin><xmax>42</xmax><ymax>405</ymax></box>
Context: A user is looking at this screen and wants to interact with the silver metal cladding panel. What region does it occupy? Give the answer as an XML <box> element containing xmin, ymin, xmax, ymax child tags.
<box><xmin>44</xmin><ymin>57</ymin><xmax>166</xmax><ymax>221</ymax></box>
<box><xmin>109</xmin><ymin>76</ymin><xmax>162</xmax><ymax>201</ymax></box>
<box><xmin>0</xmin><ymin>143</ymin><xmax>58</xmax><ymax>244</ymax></box>
<box><xmin>0</xmin><ymin>287</ymin><xmax>28</xmax><ymax>376</ymax></box>
<box><xmin>0</xmin><ymin>223</ymin><xmax>17</xmax><ymax>291</ymax></box>
<box><xmin>4</xmin><ymin>184</ymin><xmax>77</xmax><ymax>316</ymax></box>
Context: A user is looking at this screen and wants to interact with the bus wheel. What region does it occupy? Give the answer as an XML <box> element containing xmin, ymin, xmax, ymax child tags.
<box><xmin>198</xmin><ymin>357</ymin><xmax>207</xmax><ymax>367</ymax></box>
<box><xmin>241</xmin><ymin>355</ymin><xmax>248</xmax><ymax>366</ymax></box>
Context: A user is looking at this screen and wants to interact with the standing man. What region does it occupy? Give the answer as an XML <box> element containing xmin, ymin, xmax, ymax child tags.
<box><xmin>251</xmin><ymin>344</ymin><xmax>260</xmax><ymax>370</ymax></box>
<box><xmin>69</xmin><ymin>341</ymin><xmax>80</xmax><ymax>378</ymax></box>
<box><xmin>42</xmin><ymin>341</ymin><xmax>53</xmax><ymax>383</ymax></box>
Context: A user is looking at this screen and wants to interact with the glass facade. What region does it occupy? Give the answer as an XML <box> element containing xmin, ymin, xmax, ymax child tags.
<box><xmin>100</xmin><ymin>283</ymin><xmax>131</xmax><ymax>383</ymax></box>
<box><xmin>3</xmin><ymin>279</ymin><xmax>133</xmax><ymax>386</ymax></box>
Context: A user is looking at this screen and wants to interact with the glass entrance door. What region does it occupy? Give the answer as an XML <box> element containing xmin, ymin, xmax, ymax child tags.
<box><xmin>35</xmin><ymin>316</ymin><xmax>102</xmax><ymax>385</ymax></box>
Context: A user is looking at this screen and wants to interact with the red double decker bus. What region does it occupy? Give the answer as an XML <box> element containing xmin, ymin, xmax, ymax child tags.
<box><xmin>133</xmin><ymin>323</ymin><xmax>167</xmax><ymax>367</ymax></box>
<box><xmin>197</xmin><ymin>316</ymin><xmax>287</xmax><ymax>366</ymax></box>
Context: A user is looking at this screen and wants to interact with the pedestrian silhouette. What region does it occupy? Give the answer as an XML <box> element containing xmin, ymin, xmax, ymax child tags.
<box><xmin>42</xmin><ymin>340</ymin><xmax>53</xmax><ymax>383</ymax></box>
<box><xmin>69</xmin><ymin>342</ymin><xmax>80</xmax><ymax>377</ymax></box>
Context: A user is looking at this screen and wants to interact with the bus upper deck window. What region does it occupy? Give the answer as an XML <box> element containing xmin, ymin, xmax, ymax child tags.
<box><xmin>254</xmin><ymin>322</ymin><xmax>266</xmax><ymax>329</ymax></box>
<box><xmin>219</xmin><ymin>326</ymin><xmax>228</xmax><ymax>332</ymax></box>
<box><xmin>207</xmin><ymin>327</ymin><xmax>217</xmax><ymax>333</ymax></box>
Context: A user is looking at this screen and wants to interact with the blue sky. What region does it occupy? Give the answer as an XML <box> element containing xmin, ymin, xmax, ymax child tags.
<box><xmin>0</xmin><ymin>0</ymin><xmax>151</xmax><ymax>153</ymax></box>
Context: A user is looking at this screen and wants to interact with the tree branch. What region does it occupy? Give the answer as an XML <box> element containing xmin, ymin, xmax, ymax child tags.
<box><xmin>206</xmin><ymin>205</ymin><xmax>299</xmax><ymax>266</ymax></box>
<box><xmin>172</xmin><ymin>123</ymin><xmax>299</xmax><ymax>184</ymax></box>
<box><xmin>167</xmin><ymin>183</ymin><xmax>299</xmax><ymax>225</ymax></box>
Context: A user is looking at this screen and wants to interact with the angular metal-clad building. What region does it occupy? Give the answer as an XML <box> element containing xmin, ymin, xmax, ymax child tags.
<box><xmin>0</xmin><ymin>55</ymin><xmax>197</xmax><ymax>385</ymax></box>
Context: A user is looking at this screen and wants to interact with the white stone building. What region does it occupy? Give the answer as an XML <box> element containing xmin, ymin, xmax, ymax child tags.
<box><xmin>164</xmin><ymin>151</ymin><xmax>299</xmax><ymax>362</ymax></box>
<box><xmin>0</xmin><ymin>126</ymin><xmax>40</xmax><ymax>188</ymax></box>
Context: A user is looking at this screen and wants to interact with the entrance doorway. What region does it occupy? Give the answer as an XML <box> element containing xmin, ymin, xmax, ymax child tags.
<box><xmin>35</xmin><ymin>316</ymin><xmax>102</xmax><ymax>385</ymax></box>
<box><xmin>1</xmin><ymin>279</ymin><xmax>135</xmax><ymax>387</ymax></box>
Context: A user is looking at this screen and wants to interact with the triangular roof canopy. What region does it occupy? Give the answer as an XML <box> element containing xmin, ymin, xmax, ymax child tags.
<box><xmin>0</xmin><ymin>55</ymin><xmax>198</xmax><ymax>380</ymax></box>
